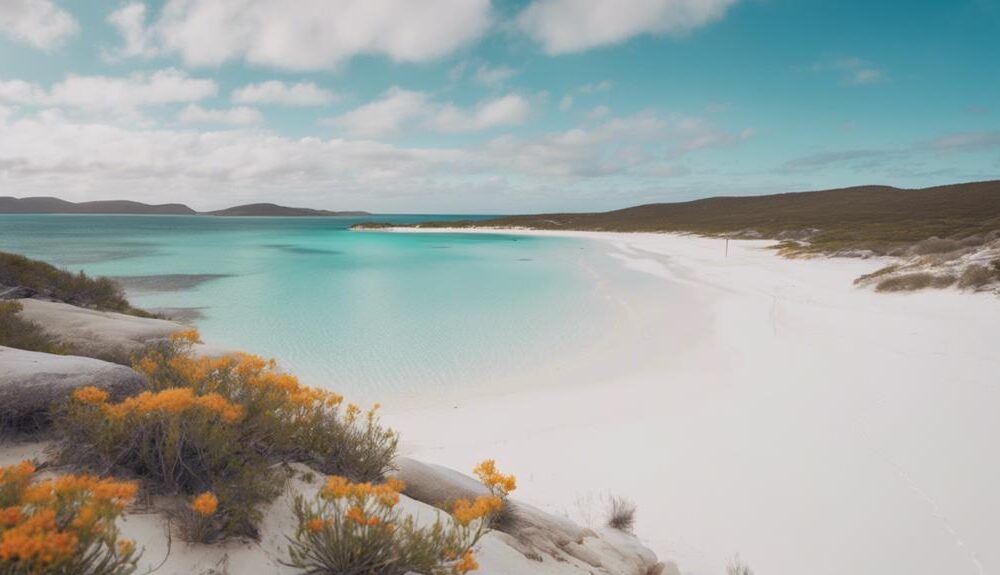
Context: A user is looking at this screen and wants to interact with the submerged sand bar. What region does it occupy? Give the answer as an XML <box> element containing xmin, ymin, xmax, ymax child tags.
<box><xmin>379</xmin><ymin>229</ymin><xmax>1000</xmax><ymax>575</ymax></box>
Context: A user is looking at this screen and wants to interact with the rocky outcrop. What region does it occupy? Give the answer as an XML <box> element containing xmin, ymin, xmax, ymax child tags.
<box><xmin>14</xmin><ymin>299</ymin><xmax>186</xmax><ymax>361</ymax></box>
<box><xmin>394</xmin><ymin>457</ymin><xmax>669</xmax><ymax>575</ymax></box>
<box><xmin>0</xmin><ymin>346</ymin><xmax>144</xmax><ymax>430</ymax></box>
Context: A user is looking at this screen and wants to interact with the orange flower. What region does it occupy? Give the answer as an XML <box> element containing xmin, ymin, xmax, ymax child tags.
<box><xmin>473</xmin><ymin>460</ymin><xmax>517</xmax><ymax>496</ymax></box>
<box><xmin>170</xmin><ymin>329</ymin><xmax>202</xmax><ymax>344</ymax></box>
<box><xmin>451</xmin><ymin>495</ymin><xmax>503</xmax><ymax>526</ymax></box>
<box><xmin>452</xmin><ymin>550</ymin><xmax>479</xmax><ymax>574</ymax></box>
<box><xmin>72</xmin><ymin>386</ymin><xmax>109</xmax><ymax>404</ymax></box>
<box><xmin>306</xmin><ymin>518</ymin><xmax>326</xmax><ymax>533</ymax></box>
<box><xmin>191</xmin><ymin>492</ymin><xmax>218</xmax><ymax>516</ymax></box>
<box><xmin>344</xmin><ymin>506</ymin><xmax>366</xmax><ymax>525</ymax></box>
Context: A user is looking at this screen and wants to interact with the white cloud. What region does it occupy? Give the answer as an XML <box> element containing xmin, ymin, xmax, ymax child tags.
<box><xmin>232</xmin><ymin>81</ymin><xmax>337</xmax><ymax>106</ymax></box>
<box><xmin>178</xmin><ymin>104</ymin><xmax>262</xmax><ymax>126</ymax></box>
<box><xmin>0</xmin><ymin>106</ymin><xmax>752</xmax><ymax>211</ymax></box>
<box><xmin>474</xmin><ymin>64</ymin><xmax>518</xmax><ymax>87</ymax></box>
<box><xmin>0</xmin><ymin>69</ymin><xmax>216</xmax><ymax>111</ymax></box>
<box><xmin>0</xmin><ymin>0</ymin><xmax>78</xmax><ymax>50</ymax></box>
<box><xmin>106</xmin><ymin>3</ymin><xmax>157</xmax><ymax>58</ymax></box>
<box><xmin>559</xmin><ymin>95</ymin><xmax>573</xmax><ymax>111</ymax></box>
<box><xmin>326</xmin><ymin>88</ymin><xmax>531</xmax><ymax>137</ymax></box>
<box><xmin>429</xmin><ymin>94</ymin><xmax>531</xmax><ymax>132</ymax></box>
<box><xmin>114</xmin><ymin>0</ymin><xmax>492</xmax><ymax>70</ymax></box>
<box><xmin>517</xmin><ymin>0</ymin><xmax>739</xmax><ymax>54</ymax></box>
<box><xmin>324</xmin><ymin>88</ymin><xmax>431</xmax><ymax>138</ymax></box>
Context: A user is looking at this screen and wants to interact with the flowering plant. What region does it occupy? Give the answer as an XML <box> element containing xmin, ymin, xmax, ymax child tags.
<box><xmin>0</xmin><ymin>461</ymin><xmax>139</xmax><ymax>574</ymax></box>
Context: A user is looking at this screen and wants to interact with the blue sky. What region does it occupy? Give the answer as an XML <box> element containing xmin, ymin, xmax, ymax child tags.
<box><xmin>0</xmin><ymin>0</ymin><xmax>997</xmax><ymax>212</ymax></box>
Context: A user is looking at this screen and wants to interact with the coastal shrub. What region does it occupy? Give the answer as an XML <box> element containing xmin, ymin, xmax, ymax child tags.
<box><xmin>957</xmin><ymin>265</ymin><xmax>996</xmax><ymax>289</ymax></box>
<box><xmin>911</xmin><ymin>237</ymin><xmax>961</xmax><ymax>255</ymax></box>
<box><xmin>0</xmin><ymin>460</ymin><xmax>140</xmax><ymax>575</ymax></box>
<box><xmin>875</xmin><ymin>272</ymin><xmax>956</xmax><ymax>292</ymax></box>
<box><xmin>853</xmin><ymin>264</ymin><xmax>898</xmax><ymax>286</ymax></box>
<box><xmin>58</xmin><ymin>383</ymin><xmax>280</xmax><ymax>539</ymax></box>
<box><xmin>605</xmin><ymin>496</ymin><xmax>637</xmax><ymax>532</ymax></box>
<box><xmin>174</xmin><ymin>492</ymin><xmax>224</xmax><ymax>544</ymax></box>
<box><xmin>135</xmin><ymin>330</ymin><xmax>398</xmax><ymax>481</ymax></box>
<box><xmin>0</xmin><ymin>300</ymin><xmax>69</xmax><ymax>355</ymax></box>
<box><xmin>286</xmin><ymin>476</ymin><xmax>489</xmax><ymax>575</ymax></box>
<box><xmin>0</xmin><ymin>251</ymin><xmax>138</xmax><ymax>313</ymax></box>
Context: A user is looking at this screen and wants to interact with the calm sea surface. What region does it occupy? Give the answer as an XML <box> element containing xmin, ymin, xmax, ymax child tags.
<box><xmin>0</xmin><ymin>215</ymin><xmax>621</xmax><ymax>399</ymax></box>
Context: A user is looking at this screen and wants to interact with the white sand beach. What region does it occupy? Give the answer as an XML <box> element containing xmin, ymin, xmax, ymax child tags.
<box><xmin>383</xmin><ymin>230</ymin><xmax>1000</xmax><ymax>575</ymax></box>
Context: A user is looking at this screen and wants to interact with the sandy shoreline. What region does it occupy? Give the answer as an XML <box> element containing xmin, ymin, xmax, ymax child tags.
<box><xmin>380</xmin><ymin>229</ymin><xmax>1000</xmax><ymax>575</ymax></box>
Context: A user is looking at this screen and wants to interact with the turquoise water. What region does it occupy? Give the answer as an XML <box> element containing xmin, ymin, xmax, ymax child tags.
<box><xmin>0</xmin><ymin>215</ymin><xmax>617</xmax><ymax>399</ymax></box>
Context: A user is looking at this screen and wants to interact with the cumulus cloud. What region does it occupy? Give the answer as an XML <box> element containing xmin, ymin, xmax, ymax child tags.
<box><xmin>111</xmin><ymin>0</ymin><xmax>492</xmax><ymax>70</ymax></box>
<box><xmin>178</xmin><ymin>104</ymin><xmax>262</xmax><ymax>126</ymax></box>
<box><xmin>0</xmin><ymin>69</ymin><xmax>216</xmax><ymax>111</ymax></box>
<box><xmin>232</xmin><ymin>81</ymin><xmax>337</xmax><ymax>106</ymax></box>
<box><xmin>517</xmin><ymin>0</ymin><xmax>739</xmax><ymax>54</ymax></box>
<box><xmin>429</xmin><ymin>94</ymin><xmax>532</xmax><ymax>132</ymax></box>
<box><xmin>325</xmin><ymin>88</ymin><xmax>532</xmax><ymax>137</ymax></box>
<box><xmin>0</xmin><ymin>0</ymin><xmax>78</xmax><ymax>50</ymax></box>
<box><xmin>106</xmin><ymin>2</ymin><xmax>158</xmax><ymax>58</ymax></box>
<box><xmin>0</xmin><ymin>106</ymin><xmax>751</xmax><ymax>211</ymax></box>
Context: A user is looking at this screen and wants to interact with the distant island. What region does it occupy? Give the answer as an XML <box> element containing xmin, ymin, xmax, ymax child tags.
<box><xmin>0</xmin><ymin>196</ymin><xmax>369</xmax><ymax>217</ymax></box>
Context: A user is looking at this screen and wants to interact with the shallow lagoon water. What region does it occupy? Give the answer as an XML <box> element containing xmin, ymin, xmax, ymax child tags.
<box><xmin>0</xmin><ymin>215</ymin><xmax>621</xmax><ymax>399</ymax></box>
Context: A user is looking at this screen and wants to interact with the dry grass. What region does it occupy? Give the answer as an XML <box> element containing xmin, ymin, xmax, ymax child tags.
<box><xmin>875</xmin><ymin>272</ymin><xmax>957</xmax><ymax>292</ymax></box>
<box><xmin>605</xmin><ymin>496</ymin><xmax>637</xmax><ymax>532</ymax></box>
<box><xmin>957</xmin><ymin>265</ymin><xmax>998</xmax><ymax>289</ymax></box>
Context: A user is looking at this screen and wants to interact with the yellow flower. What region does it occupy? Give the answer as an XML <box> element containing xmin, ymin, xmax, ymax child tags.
<box><xmin>344</xmin><ymin>506</ymin><xmax>366</xmax><ymax>525</ymax></box>
<box><xmin>473</xmin><ymin>460</ymin><xmax>516</xmax><ymax>496</ymax></box>
<box><xmin>306</xmin><ymin>518</ymin><xmax>325</xmax><ymax>533</ymax></box>
<box><xmin>72</xmin><ymin>386</ymin><xmax>109</xmax><ymax>404</ymax></box>
<box><xmin>191</xmin><ymin>492</ymin><xmax>218</xmax><ymax>516</ymax></box>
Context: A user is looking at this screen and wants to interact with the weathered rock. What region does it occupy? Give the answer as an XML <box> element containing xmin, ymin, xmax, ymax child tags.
<box><xmin>0</xmin><ymin>346</ymin><xmax>144</xmax><ymax>429</ymax></box>
<box><xmin>393</xmin><ymin>457</ymin><xmax>667</xmax><ymax>575</ymax></box>
<box><xmin>14</xmin><ymin>298</ymin><xmax>186</xmax><ymax>361</ymax></box>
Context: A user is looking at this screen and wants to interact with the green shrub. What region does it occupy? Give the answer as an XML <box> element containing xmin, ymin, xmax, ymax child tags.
<box><xmin>58</xmin><ymin>384</ymin><xmax>280</xmax><ymax>540</ymax></box>
<box><xmin>59</xmin><ymin>329</ymin><xmax>399</xmax><ymax>540</ymax></box>
<box><xmin>0</xmin><ymin>251</ymin><xmax>150</xmax><ymax>316</ymax></box>
<box><xmin>0</xmin><ymin>300</ymin><xmax>69</xmax><ymax>354</ymax></box>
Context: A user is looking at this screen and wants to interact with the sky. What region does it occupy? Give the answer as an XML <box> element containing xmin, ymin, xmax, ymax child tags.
<box><xmin>0</xmin><ymin>0</ymin><xmax>997</xmax><ymax>213</ymax></box>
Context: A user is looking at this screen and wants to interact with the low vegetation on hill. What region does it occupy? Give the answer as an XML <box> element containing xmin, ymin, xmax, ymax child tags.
<box><xmin>356</xmin><ymin>180</ymin><xmax>1000</xmax><ymax>292</ymax></box>
<box><xmin>360</xmin><ymin>180</ymin><xmax>1000</xmax><ymax>254</ymax></box>
<box><xmin>0</xmin><ymin>251</ymin><xmax>153</xmax><ymax>316</ymax></box>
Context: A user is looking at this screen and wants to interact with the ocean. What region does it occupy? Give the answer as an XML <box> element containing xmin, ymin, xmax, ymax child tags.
<box><xmin>0</xmin><ymin>215</ymin><xmax>623</xmax><ymax>399</ymax></box>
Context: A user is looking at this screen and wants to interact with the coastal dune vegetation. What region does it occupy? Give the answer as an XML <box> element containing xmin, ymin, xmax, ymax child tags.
<box><xmin>1</xmin><ymin>326</ymin><xmax>518</xmax><ymax>573</ymax></box>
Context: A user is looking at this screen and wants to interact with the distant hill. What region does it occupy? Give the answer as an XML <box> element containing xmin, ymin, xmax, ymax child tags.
<box><xmin>0</xmin><ymin>197</ymin><xmax>196</xmax><ymax>215</ymax></box>
<box><xmin>355</xmin><ymin>180</ymin><xmax>1000</xmax><ymax>254</ymax></box>
<box><xmin>0</xmin><ymin>197</ymin><xmax>369</xmax><ymax>217</ymax></box>
<box><xmin>205</xmin><ymin>203</ymin><xmax>370</xmax><ymax>217</ymax></box>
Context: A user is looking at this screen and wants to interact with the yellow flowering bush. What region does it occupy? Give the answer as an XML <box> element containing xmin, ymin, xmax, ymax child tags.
<box><xmin>136</xmin><ymin>330</ymin><xmax>398</xmax><ymax>481</ymax></box>
<box><xmin>0</xmin><ymin>461</ymin><xmax>139</xmax><ymax>574</ymax></box>
<box><xmin>59</xmin><ymin>382</ymin><xmax>277</xmax><ymax>540</ymax></box>
<box><xmin>286</xmin><ymin>475</ymin><xmax>487</xmax><ymax>575</ymax></box>
<box><xmin>58</xmin><ymin>329</ymin><xmax>397</xmax><ymax>540</ymax></box>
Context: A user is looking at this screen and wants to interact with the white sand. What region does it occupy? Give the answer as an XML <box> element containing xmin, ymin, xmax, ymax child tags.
<box><xmin>382</xmin><ymin>230</ymin><xmax>1000</xmax><ymax>575</ymax></box>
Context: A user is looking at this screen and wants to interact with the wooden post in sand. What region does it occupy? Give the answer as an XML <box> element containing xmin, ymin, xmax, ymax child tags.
<box><xmin>725</xmin><ymin>238</ymin><xmax>729</xmax><ymax>257</ymax></box>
